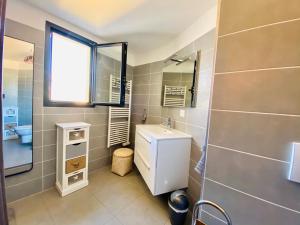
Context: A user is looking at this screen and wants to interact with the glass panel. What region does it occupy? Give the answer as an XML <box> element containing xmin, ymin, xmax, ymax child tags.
<box><xmin>94</xmin><ymin>43</ymin><xmax>125</xmax><ymax>105</ymax></box>
<box><xmin>50</xmin><ymin>32</ymin><xmax>91</xmax><ymax>103</ymax></box>
<box><xmin>2</xmin><ymin>36</ymin><xmax>34</xmax><ymax>176</ymax></box>
<box><xmin>162</xmin><ymin>52</ymin><xmax>199</xmax><ymax>108</ymax></box>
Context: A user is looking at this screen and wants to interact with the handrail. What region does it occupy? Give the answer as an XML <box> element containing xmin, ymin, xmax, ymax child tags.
<box><xmin>192</xmin><ymin>200</ymin><xmax>232</xmax><ymax>225</ymax></box>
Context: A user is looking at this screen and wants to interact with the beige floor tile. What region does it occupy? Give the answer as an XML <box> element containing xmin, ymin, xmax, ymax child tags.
<box><xmin>8</xmin><ymin>167</ymin><xmax>172</xmax><ymax>225</ymax></box>
<box><xmin>116</xmin><ymin>194</ymin><xmax>169</xmax><ymax>225</ymax></box>
<box><xmin>8</xmin><ymin>194</ymin><xmax>54</xmax><ymax>225</ymax></box>
<box><xmin>104</xmin><ymin>217</ymin><xmax>124</xmax><ymax>225</ymax></box>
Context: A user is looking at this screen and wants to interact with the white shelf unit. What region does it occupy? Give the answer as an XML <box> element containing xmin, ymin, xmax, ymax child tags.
<box><xmin>107</xmin><ymin>75</ymin><xmax>132</xmax><ymax>148</ymax></box>
<box><xmin>56</xmin><ymin>122</ymin><xmax>91</xmax><ymax>196</ymax></box>
<box><xmin>163</xmin><ymin>85</ymin><xmax>186</xmax><ymax>107</ymax></box>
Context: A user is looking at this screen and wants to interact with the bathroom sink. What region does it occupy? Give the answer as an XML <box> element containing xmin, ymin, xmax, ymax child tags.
<box><xmin>134</xmin><ymin>124</ymin><xmax>192</xmax><ymax>195</ymax></box>
<box><xmin>135</xmin><ymin>124</ymin><xmax>191</xmax><ymax>141</ymax></box>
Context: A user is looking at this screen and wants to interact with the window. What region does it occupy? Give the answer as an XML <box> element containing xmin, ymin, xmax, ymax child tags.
<box><xmin>44</xmin><ymin>21</ymin><xmax>127</xmax><ymax>107</ymax></box>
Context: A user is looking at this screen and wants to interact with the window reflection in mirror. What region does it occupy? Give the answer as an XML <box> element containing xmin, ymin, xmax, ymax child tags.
<box><xmin>94</xmin><ymin>43</ymin><xmax>124</xmax><ymax>105</ymax></box>
<box><xmin>162</xmin><ymin>52</ymin><xmax>199</xmax><ymax>108</ymax></box>
<box><xmin>2</xmin><ymin>36</ymin><xmax>34</xmax><ymax>176</ymax></box>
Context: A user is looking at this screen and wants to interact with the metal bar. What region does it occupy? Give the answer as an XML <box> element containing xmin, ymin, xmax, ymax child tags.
<box><xmin>192</xmin><ymin>200</ymin><xmax>232</xmax><ymax>225</ymax></box>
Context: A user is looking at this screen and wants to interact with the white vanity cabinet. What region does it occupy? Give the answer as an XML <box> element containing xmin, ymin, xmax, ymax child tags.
<box><xmin>134</xmin><ymin>125</ymin><xmax>191</xmax><ymax>195</ymax></box>
<box><xmin>56</xmin><ymin>122</ymin><xmax>91</xmax><ymax>196</ymax></box>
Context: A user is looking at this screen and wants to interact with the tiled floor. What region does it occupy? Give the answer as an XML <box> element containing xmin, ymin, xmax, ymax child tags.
<box><xmin>8</xmin><ymin>167</ymin><xmax>172</xmax><ymax>225</ymax></box>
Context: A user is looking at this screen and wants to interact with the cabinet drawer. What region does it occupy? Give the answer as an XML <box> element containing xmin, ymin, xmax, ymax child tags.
<box><xmin>66</xmin><ymin>156</ymin><xmax>86</xmax><ymax>174</ymax></box>
<box><xmin>68</xmin><ymin>172</ymin><xmax>84</xmax><ymax>186</ymax></box>
<box><xmin>135</xmin><ymin>131</ymin><xmax>151</xmax><ymax>166</ymax></box>
<box><xmin>134</xmin><ymin>151</ymin><xmax>151</xmax><ymax>189</ymax></box>
<box><xmin>66</xmin><ymin>142</ymin><xmax>86</xmax><ymax>159</ymax></box>
<box><xmin>67</xmin><ymin>128</ymin><xmax>86</xmax><ymax>143</ymax></box>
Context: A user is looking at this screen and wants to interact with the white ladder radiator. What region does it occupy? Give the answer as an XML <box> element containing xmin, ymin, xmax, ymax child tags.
<box><xmin>107</xmin><ymin>75</ymin><xmax>132</xmax><ymax>148</ymax></box>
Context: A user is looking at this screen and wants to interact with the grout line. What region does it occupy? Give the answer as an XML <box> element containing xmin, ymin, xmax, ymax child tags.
<box><xmin>42</xmin><ymin>158</ymin><xmax>56</xmax><ymax>163</ymax></box>
<box><xmin>211</xmin><ymin>108</ymin><xmax>300</xmax><ymax>118</ymax></box>
<box><xmin>205</xmin><ymin>177</ymin><xmax>300</xmax><ymax>215</ymax></box>
<box><xmin>189</xmin><ymin>174</ymin><xmax>202</xmax><ymax>187</ymax></box>
<box><xmin>215</xmin><ymin>65</ymin><xmax>300</xmax><ymax>75</ymax></box>
<box><xmin>42</xmin><ymin>144</ymin><xmax>56</xmax><ymax>148</ymax></box>
<box><xmin>89</xmin><ymin>146</ymin><xmax>107</xmax><ymax>151</ymax></box>
<box><xmin>6</xmin><ymin>172</ymin><xmax>54</xmax><ymax>189</ymax></box>
<box><xmin>89</xmin><ymin>155</ymin><xmax>110</xmax><ymax>163</ymax></box>
<box><xmin>219</xmin><ymin>17</ymin><xmax>300</xmax><ymax>38</ymax></box>
<box><xmin>7</xmin><ymin>188</ymin><xmax>51</xmax><ymax>205</ymax></box>
<box><xmin>90</xmin><ymin>135</ymin><xmax>106</xmax><ymax>139</ymax></box>
<box><xmin>208</xmin><ymin>144</ymin><xmax>289</xmax><ymax>164</ymax></box>
<box><xmin>201</xmin><ymin>209</ymin><xmax>227</xmax><ymax>224</ymax></box>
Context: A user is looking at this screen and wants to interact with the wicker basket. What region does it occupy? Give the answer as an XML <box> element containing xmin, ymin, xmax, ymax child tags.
<box><xmin>112</xmin><ymin>148</ymin><xmax>134</xmax><ymax>176</ymax></box>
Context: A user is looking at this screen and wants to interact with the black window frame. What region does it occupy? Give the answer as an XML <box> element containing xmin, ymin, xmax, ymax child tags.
<box><xmin>44</xmin><ymin>21</ymin><xmax>127</xmax><ymax>107</ymax></box>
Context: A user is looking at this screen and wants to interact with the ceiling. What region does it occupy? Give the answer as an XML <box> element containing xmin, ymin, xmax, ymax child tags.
<box><xmin>22</xmin><ymin>0</ymin><xmax>216</xmax><ymax>54</ymax></box>
<box><xmin>4</xmin><ymin>36</ymin><xmax>34</xmax><ymax>62</ymax></box>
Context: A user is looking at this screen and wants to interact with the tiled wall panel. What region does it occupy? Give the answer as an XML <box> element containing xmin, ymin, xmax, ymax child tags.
<box><xmin>202</xmin><ymin>0</ymin><xmax>300</xmax><ymax>224</ymax></box>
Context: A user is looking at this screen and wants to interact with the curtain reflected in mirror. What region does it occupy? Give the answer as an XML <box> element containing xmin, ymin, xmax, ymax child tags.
<box><xmin>2</xmin><ymin>36</ymin><xmax>34</xmax><ymax>176</ymax></box>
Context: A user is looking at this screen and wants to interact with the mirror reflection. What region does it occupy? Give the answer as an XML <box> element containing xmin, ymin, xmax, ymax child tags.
<box><xmin>94</xmin><ymin>44</ymin><xmax>124</xmax><ymax>104</ymax></box>
<box><xmin>2</xmin><ymin>36</ymin><xmax>34</xmax><ymax>176</ymax></box>
<box><xmin>162</xmin><ymin>52</ymin><xmax>199</xmax><ymax>108</ymax></box>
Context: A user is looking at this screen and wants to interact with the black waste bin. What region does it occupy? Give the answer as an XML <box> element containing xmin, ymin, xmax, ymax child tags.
<box><xmin>168</xmin><ymin>190</ymin><xmax>189</xmax><ymax>225</ymax></box>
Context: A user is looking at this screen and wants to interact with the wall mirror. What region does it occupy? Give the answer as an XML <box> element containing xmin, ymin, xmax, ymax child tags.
<box><xmin>161</xmin><ymin>51</ymin><xmax>200</xmax><ymax>108</ymax></box>
<box><xmin>2</xmin><ymin>36</ymin><xmax>34</xmax><ymax>176</ymax></box>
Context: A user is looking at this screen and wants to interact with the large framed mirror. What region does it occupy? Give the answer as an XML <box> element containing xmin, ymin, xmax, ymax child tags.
<box><xmin>2</xmin><ymin>36</ymin><xmax>34</xmax><ymax>176</ymax></box>
<box><xmin>161</xmin><ymin>51</ymin><xmax>200</xmax><ymax>108</ymax></box>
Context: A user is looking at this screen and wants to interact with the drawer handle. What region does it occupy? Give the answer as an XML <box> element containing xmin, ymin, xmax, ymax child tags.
<box><xmin>72</xmin><ymin>143</ymin><xmax>81</xmax><ymax>146</ymax></box>
<box><xmin>72</xmin><ymin>162</ymin><xmax>80</xmax><ymax>168</ymax></box>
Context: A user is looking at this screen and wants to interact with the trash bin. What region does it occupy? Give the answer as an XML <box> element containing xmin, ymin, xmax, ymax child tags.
<box><xmin>168</xmin><ymin>190</ymin><xmax>189</xmax><ymax>225</ymax></box>
<box><xmin>111</xmin><ymin>148</ymin><xmax>133</xmax><ymax>176</ymax></box>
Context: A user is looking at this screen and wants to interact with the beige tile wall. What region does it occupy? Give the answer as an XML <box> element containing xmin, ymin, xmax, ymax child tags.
<box><xmin>202</xmin><ymin>0</ymin><xmax>300</xmax><ymax>224</ymax></box>
<box><xmin>4</xmin><ymin>19</ymin><xmax>133</xmax><ymax>202</ymax></box>
<box><xmin>131</xmin><ymin>29</ymin><xmax>216</xmax><ymax>204</ymax></box>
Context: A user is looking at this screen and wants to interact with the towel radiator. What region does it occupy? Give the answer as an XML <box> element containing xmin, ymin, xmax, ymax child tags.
<box><xmin>192</xmin><ymin>200</ymin><xmax>232</xmax><ymax>225</ymax></box>
<box><xmin>107</xmin><ymin>75</ymin><xmax>132</xmax><ymax>147</ymax></box>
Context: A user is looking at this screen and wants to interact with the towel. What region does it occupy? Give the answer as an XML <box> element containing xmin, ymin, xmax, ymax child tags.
<box><xmin>194</xmin><ymin>145</ymin><xmax>207</xmax><ymax>176</ymax></box>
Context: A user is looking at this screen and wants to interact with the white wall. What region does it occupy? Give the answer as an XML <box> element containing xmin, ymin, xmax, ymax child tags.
<box><xmin>5</xmin><ymin>0</ymin><xmax>136</xmax><ymax>65</ymax></box>
<box><xmin>133</xmin><ymin>5</ymin><xmax>217</xmax><ymax>65</ymax></box>
<box><xmin>6</xmin><ymin>0</ymin><xmax>217</xmax><ymax>66</ymax></box>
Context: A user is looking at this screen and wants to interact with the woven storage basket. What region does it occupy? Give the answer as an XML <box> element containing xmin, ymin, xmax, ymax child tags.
<box><xmin>112</xmin><ymin>148</ymin><xmax>134</xmax><ymax>176</ymax></box>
